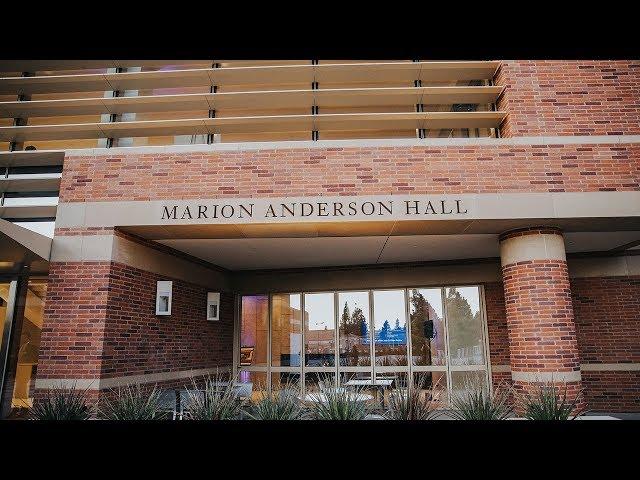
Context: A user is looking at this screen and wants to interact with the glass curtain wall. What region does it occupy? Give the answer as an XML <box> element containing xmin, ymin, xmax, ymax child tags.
<box><xmin>0</xmin><ymin>278</ymin><xmax>47</xmax><ymax>416</ymax></box>
<box><xmin>238</xmin><ymin>285</ymin><xmax>490</xmax><ymax>403</ymax></box>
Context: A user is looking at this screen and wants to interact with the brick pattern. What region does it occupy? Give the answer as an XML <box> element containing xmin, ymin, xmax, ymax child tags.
<box><xmin>495</xmin><ymin>61</ymin><xmax>640</xmax><ymax>137</ymax></box>
<box><xmin>35</xmin><ymin>260</ymin><xmax>235</xmax><ymax>394</ymax></box>
<box><xmin>102</xmin><ymin>262</ymin><xmax>234</xmax><ymax>378</ymax></box>
<box><xmin>38</xmin><ymin>262</ymin><xmax>112</xmax><ymax>379</ymax></box>
<box><xmin>484</xmin><ymin>282</ymin><xmax>511</xmax><ymax>392</ymax></box>
<box><xmin>572</xmin><ymin>276</ymin><xmax>640</xmax><ymax>364</ymax></box>
<box><xmin>502</xmin><ymin>260</ymin><xmax>580</xmax><ymax>374</ymax></box>
<box><xmin>582</xmin><ymin>371</ymin><xmax>640</xmax><ymax>412</ymax></box>
<box><xmin>572</xmin><ymin>275</ymin><xmax>640</xmax><ymax>411</ymax></box>
<box><xmin>500</xmin><ymin>229</ymin><xmax>583</xmax><ymax>411</ymax></box>
<box><xmin>58</xmin><ymin>143</ymin><xmax>640</xmax><ymax>203</ymax></box>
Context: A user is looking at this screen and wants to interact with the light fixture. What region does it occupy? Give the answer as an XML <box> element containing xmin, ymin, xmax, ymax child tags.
<box><xmin>156</xmin><ymin>281</ymin><xmax>172</xmax><ymax>316</ymax></box>
<box><xmin>207</xmin><ymin>292</ymin><xmax>220</xmax><ymax>321</ymax></box>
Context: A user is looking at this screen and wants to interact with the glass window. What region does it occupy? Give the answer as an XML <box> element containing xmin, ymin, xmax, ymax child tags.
<box><xmin>303</xmin><ymin>293</ymin><xmax>335</xmax><ymax>367</ymax></box>
<box><xmin>337</xmin><ymin>291</ymin><xmax>371</xmax><ymax>367</ymax></box>
<box><xmin>409</xmin><ymin>288</ymin><xmax>446</xmax><ymax>366</ymax></box>
<box><xmin>238</xmin><ymin>371</ymin><xmax>267</xmax><ymax>402</ymax></box>
<box><xmin>305</xmin><ymin>371</ymin><xmax>336</xmax><ymax>394</ymax></box>
<box><xmin>238</xmin><ymin>285</ymin><xmax>489</xmax><ymax>401</ymax></box>
<box><xmin>11</xmin><ymin>279</ymin><xmax>46</xmax><ymax>409</ymax></box>
<box><xmin>450</xmin><ymin>370</ymin><xmax>489</xmax><ymax>394</ymax></box>
<box><xmin>445</xmin><ymin>287</ymin><xmax>485</xmax><ymax>366</ymax></box>
<box><xmin>372</xmin><ymin>290</ymin><xmax>408</xmax><ymax>367</ymax></box>
<box><xmin>271</xmin><ymin>293</ymin><xmax>302</xmax><ymax>367</ymax></box>
<box><xmin>240</xmin><ymin>295</ymin><xmax>268</xmax><ymax>367</ymax></box>
<box><xmin>271</xmin><ymin>371</ymin><xmax>302</xmax><ymax>393</ymax></box>
<box><xmin>413</xmin><ymin>371</ymin><xmax>448</xmax><ymax>408</ymax></box>
<box><xmin>0</xmin><ymin>282</ymin><xmax>10</xmax><ymax>350</ymax></box>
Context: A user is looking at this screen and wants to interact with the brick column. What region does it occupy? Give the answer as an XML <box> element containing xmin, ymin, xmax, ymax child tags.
<box><xmin>499</xmin><ymin>227</ymin><xmax>584</xmax><ymax>412</ymax></box>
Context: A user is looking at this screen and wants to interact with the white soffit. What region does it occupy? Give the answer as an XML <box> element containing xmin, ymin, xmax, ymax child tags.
<box><xmin>379</xmin><ymin>234</ymin><xmax>500</xmax><ymax>263</ymax></box>
<box><xmin>158</xmin><ymin>231</ymin><xmax>640</xmax><ymax>271</ymax></box>
<box><xmin>158</xmin><ymin>236</ymin><xmax>388</xmax><ymax>270</ymax></box>
<box><xmin>564</xmin><ymin>231</ymin><xmax>640</xmax><ymax>253</ymax></box>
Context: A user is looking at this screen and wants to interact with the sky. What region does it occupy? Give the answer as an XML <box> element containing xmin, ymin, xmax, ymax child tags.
<box><xmin>302</xmin><ymin>287</ymin><xmax>479</xmax><ymax>333</ymax></box>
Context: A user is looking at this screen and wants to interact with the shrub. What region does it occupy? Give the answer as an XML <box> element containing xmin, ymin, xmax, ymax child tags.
<box><xmin>521</xmin><ymin>382</ymin><xmax>587</xmax><ymax>420</ymax></box>
<box><xmin>245</xmin><ymin>379</ymin><xmax>306</xmax><ymax>420</ymax></box>
<box><xmin>449</xmin><ymin>379</ymin><xmax>513</xmax><ymax>420</ymax></box>
<box><xmin>98</xmin><ymin>384</ymin><xmax>165</xmax><ymax>420</ymax></box>
<box><xmin>29</xmin><ymin>383</ymin><xmax>94</xmax><ymax>420</ymax></box>
<box><xmin>183</xmin><ymin>371</ymin><xmax>245</xmax><ymax>420</ymax></box>
<box><xmin>310</xmin><ymin>375</ymin><xmax>368</xmax><ymax>420</ymax></box>
<box><xmin>384</xmin><ymin>373</ymin><xmax>442</xmax><ymax>420</ymax></box>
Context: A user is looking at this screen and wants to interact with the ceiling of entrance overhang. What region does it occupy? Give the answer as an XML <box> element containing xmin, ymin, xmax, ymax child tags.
<box><xmin>157</xmin><ymin>231</ymin><xmax>640</xmax><ymax>271</ymax></box>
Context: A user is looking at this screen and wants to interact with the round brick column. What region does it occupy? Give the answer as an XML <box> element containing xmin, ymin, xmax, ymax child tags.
<box><xmin>499</xmin><ymin>227</ymin><xmax>584</xmax><ymax>412</ymax></box>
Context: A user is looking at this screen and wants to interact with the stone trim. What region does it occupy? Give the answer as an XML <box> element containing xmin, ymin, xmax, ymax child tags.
<box><xmin>34</xmin><ymin>366</ymin><xmax>235</xmax><ymax>391</ymax></box>
<box><xmin>511</xmin><ymin>371</ymin><xmax>582</xmax><ymax>383</ymax></box>
<box><xmin>43</xmin><ymin>134</ymin><xmax>640</xmax><ymax>156</ymax></box>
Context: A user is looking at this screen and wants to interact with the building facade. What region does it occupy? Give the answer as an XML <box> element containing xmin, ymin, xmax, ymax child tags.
<box><xmin>0</xmin><ymin>60</ymin><xmax>638</xmax><ymax>417</ymax></box>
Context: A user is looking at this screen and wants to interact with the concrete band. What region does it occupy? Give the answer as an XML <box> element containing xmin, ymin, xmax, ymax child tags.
<box><xmin>51</xmin><ymin>134</ymin><xmax>640</xmax><ymax>157</ymax></box>
<box><xmin>493</xmin><ymin>364</ymin><xmax>640</xmax><ymax>373</ymax></box>
<box><xmin>54</xmin><ymin>191</ymin><xmax>640</xmax><ymax>229</ymax></box>
<box><xmin>499</xmin><ymin>232</ymin><xmax>567</xmax><ymax>266</ymax></box>
<box><xmin>511</xmin><ymin>371</ymin><xmax>582</xmax><ymax>383</ymax></box>
<box><xmin>35</xmin><ymin>363</ymin><xmax>639</xmax><ymax>391</ymax></box>
<box><xmin>34</xmin><ymin>365</ymin><xmax>235</xmax><ymax>391</ymax></box>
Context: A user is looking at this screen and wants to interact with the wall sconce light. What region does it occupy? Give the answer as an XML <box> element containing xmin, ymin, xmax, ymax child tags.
<box><xmin>156</xmin><ymin>281</ymin><xmax>173</xmax><ymax>316</ymax></box>
<box><xmin>207</xmin><ymin>292</ymin><xmax>220</xmax><ymax>321</ymax></box>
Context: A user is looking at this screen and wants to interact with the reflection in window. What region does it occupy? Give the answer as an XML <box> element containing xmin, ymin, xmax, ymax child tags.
<box><xmin>238</xmin><ymin>371</ymin><xmax>267</xmax><ymax>402</ymax></box>
<box><xmin>11</xmin><ymin>279</ymin><xmax>47</xmax><ymax>409</ymax></box>
<box><xmin>409</xmin><ymin>288</ymin><xmax>446</xmax><ymax>366</ymax></box>
<box><xmin>372</xmin><ymin>290</ymin><xmax>408</xmax><ymax>366</ymax></box>
<box><xmin>305</xmin><ymin>371</ymin><xmax>337</xmax><ymax>394</ymax></box>
<box><xmin>338</xmin><ymin>292</ymin><xmax>371</xmax><ymax>367</ymax></box>
<box><xmin>271</xmin><ymin>371</ymin><xmax>302</xmax><ymax>393</ymax></box>
<box><xmin>240</xmin><ymin>295</ymin><xmax>268</xmax><ymax>367</ymax></box>
<box><xmin>413</xmin><ymin>371</ymin><xmax>448</xmax><ymax>408</ymax></box>
<box><xmin>445</xmin><ymin>287</ymin><xmax>485</xmax><ymax>366</ymax></box>
<box><xmin>304</xmin><ymin>293</ymin><xmax>335</xmax><ymax>367</ymax></box>
<box><xmin>450</xmin><ymin>370</ymin><xmax>488</xmax><ymax>393</ymax></box>
<box><xmin>271</xmin><ymin>293</ymin><xmax>302</xmax><ymax>367</ymax></box>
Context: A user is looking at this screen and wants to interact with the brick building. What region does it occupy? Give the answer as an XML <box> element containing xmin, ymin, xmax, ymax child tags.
<box><xmin>0</xmin><ymin>60</ymin><xmax>638</xmax><ymax>417</ymax></box>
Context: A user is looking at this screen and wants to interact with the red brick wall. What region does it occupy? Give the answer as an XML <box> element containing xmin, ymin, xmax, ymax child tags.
<box><xmin>572</xmin><ymin>275</ymin><xmax>640</xmax><ymax>411</ymax></box>
<box><xmin>484</xmin><ymin>282</ymin><xmax>511</xmax><ymax>390</ymax></box>
<box><xmin>102</xmin><ymin>262</ymin><xmax>234</xmax><ymax>378</ymax></box>
<box><xmin>501</xmin><ymin>260</ymin><xmax>580</xmax><ymax>374</ymax></box>
<box><xmin>484</xmin><ymin>275</ymin><xmax>640</xmax><ymax>412</ymax></box>
<box><xmin>38</xmin><ymin>261</ymin><xmax>111</xmax><ymax>380</ymax></box>
<box><xmin>58</xmin><ymin>143</ymin><xmax>640</xmax><ymax>203</ymax></box>
<box><xmin>36</xmin><ymin>260</ymin><xmax>235</xmax><ymax>392</ymax></box>
<box><xmin>499</xmin><ymin>228</ymin><xmax>583</xmax><ymax>411</ymax></box>
<box><xmin>495</xmin><ymin>61</ymin><xmax>640</xmax><ymax>137</ymax></box>
<box><xmin>581</xmin><ymin>372</ymin><xmax>640</xmax><ymax>412</ymax></box>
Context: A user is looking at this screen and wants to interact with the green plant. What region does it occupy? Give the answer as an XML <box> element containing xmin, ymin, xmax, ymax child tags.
<box><xmin>183</xmin><ymin>371</ymin><xmax>246</xmax><ymax>420</ymax></box>
<box><xmin>384</xmin><ymin>374</ymin><xmax>442</xmax><ymax>420</ymax></box>
<box><xmin>29</xmin><ymin>382</ymin><xmax>94</xmax><ymax>420</ymax></box>
<box><xmin>310</xmin><ymin>375</ymin><xmax>368</xmax><ymax>420</ymax></box>
<box><xmin>98</xmin><ymin>384</ymin><xmax>165</xmax><ymax>420</ymax></box>
<box><xmin>521</xmin><ymin>382</ymin><xmax>587</xmax><ymax>420</ymax></box>
<box><xmin>449</xmin><ymin>379</ymin><xmax>513</xmax><ymax>420</ymax></box>
<box><xmin>245</xmin><ymin>379</ymin><xmax>306</xmax><ymax>420</ymax></box>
